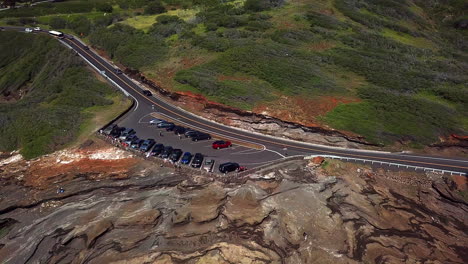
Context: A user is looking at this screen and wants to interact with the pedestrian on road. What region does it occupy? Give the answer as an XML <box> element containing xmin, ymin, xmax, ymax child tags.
<box><xmin>178</xmin><ymin>134</ymin><xmax>182</xmax><ymax>139</ymax></box>
<box><xmin>159</xmin><ymin>131</ymin><xmax>163</xmax><ymax>137</ymax></box>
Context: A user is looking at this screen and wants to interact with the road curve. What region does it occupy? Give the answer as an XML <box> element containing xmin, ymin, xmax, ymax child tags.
<box><xmin>2</xmin><ymin>26</ymin><xmax>467</xmax><ymax>175</ymax></box>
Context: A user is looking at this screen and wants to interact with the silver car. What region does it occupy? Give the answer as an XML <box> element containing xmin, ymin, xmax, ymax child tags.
<box><xmin>202</xmin><ymin>159</ymin><xmax>215</xmax><ymax>172</ymax></box>
<box><xmin>149</xmin><ymin>118</ymin><xmax>165</xmax><ymax>125</ymax></box>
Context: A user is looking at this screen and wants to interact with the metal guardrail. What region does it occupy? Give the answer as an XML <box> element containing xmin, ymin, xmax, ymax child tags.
<box><xmin>305</xmin><ymin>155</ymin><xmax>467</xmax><ymax>176</ymax></box>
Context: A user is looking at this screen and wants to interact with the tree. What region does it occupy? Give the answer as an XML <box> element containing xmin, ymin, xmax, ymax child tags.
<box><xmin>144</xmin><ymin>1</ymin><xmax>166</xmax><ymax>15</ymax></box>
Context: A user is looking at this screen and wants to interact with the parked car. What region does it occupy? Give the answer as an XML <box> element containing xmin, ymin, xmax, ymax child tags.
<box><xmin>160</xmin><ymin>146</ymin><xmax>173</xmax><ymax>159</ymax></box>
<box><xmin>202</xmin><ymin>159</ymin><xmax>215</xmax><ymax>172</ymax></box>
<box><xmin>149</xmin><ymin>118</ymin><xmax>165</xmax><ymax>125</ymax></box>
<box><xmin>157</xmin><ymin>122</ymin><xmax>174</xmax><ymax>128</ymax></box>
<box><xmin>165</xmin><ymin>123</ymin><xmax>177</xmax><ymax>131</ymax></box>
<box><xmin>142</xmin><ymin>90</ymin><xmax>152</xmax><ymax>96</ymax></box>
<box><xmin>173</xmin><ymin>126</ymin><xmax>186</xmax><ymax>135</ymax></box>
<box><xmin>101</xmin><ymin>124</ymin><xmax>117</xmax><ymax>135</ymax></box>
<box><xmin>212</xmin><ymin>140</ymin><xmax>232</xmax><ymax>149</ymax></box>
<box><xmin>191</xmin><ymin>133</ymin><xmax>212</xmax><ymax>141</ymax></box>
<box><xmin>123</xmin><ymin>135</ymin><xmax>137</xmax><ymax>146</ymax></box>
<box><xmin>219</xmin><ymin>162</ymin><xmax>240</xmax><ymax>174</ymax></box>
<box><xmin>191</xmin><ymin>153</ymin><xmax>204</xmax><ymax>168</ymax></box>
<box><xmin>150</xmin><ymin>144</ymin><xmax>164</xmax><ymax>156</ymax></box>
<box><xmin>180</xmin><ymin>152</ymin><xmax>193</xmax><ymax>165</ymax></box>
<box><xmin>131</xmin><ymin>139</ymin><xmax>144</xmax><ymax>149</ymax></box>
<box><xmin>184</xmin><ymin>129</ymin><xmax>199</xmax><ymax>138</ymax></box>
<box><xmin>119</xmin><ymin>128</ymin><xmax>135</xmax><ymax>140</ymax></box>
<box><xmin>114</xmin><ymin>68</ymin><xmax>123</xmax><ymax>74</ymax></box>
<box><xmin>110</xmin><ymin>127</ymin><xmax>125</xmax><ymax>139</ymax></box>
<box><xmin>170</xmin><ymin>149</ymin><xmax>183</xmax><ymax>162</ymax></box>
<box><xmin>139</xmin><ymin>139</ymin><xmax>155</xmax><ymax>152</ymax></box>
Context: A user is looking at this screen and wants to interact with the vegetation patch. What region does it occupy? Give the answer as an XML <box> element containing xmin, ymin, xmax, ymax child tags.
<box><xmin>0</xmin><ymin>32</ymin><xmax>118</xmax><ymax>159</ymax></box>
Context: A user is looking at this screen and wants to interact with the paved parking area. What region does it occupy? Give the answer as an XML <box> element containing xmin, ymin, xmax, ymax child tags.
<box><xmin>116</xmin><ymin>111</ymin><xmax>286</xmax><ymax>172</ymax></box>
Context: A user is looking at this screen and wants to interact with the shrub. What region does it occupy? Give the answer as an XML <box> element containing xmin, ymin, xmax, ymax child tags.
<box><xmin>144</xmin><ymin>1</ymin><xmax>166</xmax><ymax>15</ymax></box>
<box><xmin>96</xmin><ymin>2</ymin><xmax>113</xmax><ymax>13</ymax></box>
<box><xmin>49</xmin><ymin>17</ymin><xmax>67</xmax><ymax>29</ymax></box>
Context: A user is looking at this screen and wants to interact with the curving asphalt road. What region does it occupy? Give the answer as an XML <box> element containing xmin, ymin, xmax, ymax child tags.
<box><xmin>2</xmin><ymin>26</ymin><xmax>468</xmax><ymax>175</ymax></box>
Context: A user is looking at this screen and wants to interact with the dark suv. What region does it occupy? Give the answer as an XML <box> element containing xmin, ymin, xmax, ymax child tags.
<box><xmin>142</xmin><ymin>90</ymin><xmax>152</xmax><ymax>96</ymax></box>
<box><xmin>191</xmin><ymin>132</ymin><xmax>212</xmax><ymax>141</ymax></box>
<box><xmin>170</xmin><ymin>149</ymin><xmax>183</xmax><ymax>162</ymax></box>
<box><xmin>219</xmin><ymin>162</ymin><xmax>240</xmax><ymax>174</ymax></box>
<box><xmin>119</xmin><ymin>128</ymin><xmax>135</xmax><ymax>141</ymax></box>
<box><xmin>173</xmin><ymin>126</ymin><xmax>186</xmax><ymax>135</ymax></box>
<box><xmin>184</xmin><ymin>129</ymin><xmax>199</xmax><ymax>138</ymax></box>
<box><xmin>160</xmin><ymin>146</ymin><xmax>173</xmax><ymax>159</ymax></box>
<box><xmin>191</xmin><ymin>153</ymin><xmax>204</xmax><ymax>168</ymax></box>
<box><xmin>150</xmin><ymin>144</ymin><xmax>164</xmax><ymax>156</ymax></box>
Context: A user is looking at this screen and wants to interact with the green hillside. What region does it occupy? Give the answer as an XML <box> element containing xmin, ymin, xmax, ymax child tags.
<box><xmin>0</xmin><ymin>31</ymin><xmax>126</xmax><ymax>159</ymax></box>
<box><xmin>1</xmin><ymin>0</ymin><xmax>467</xmax><ymax>146</ymax></box>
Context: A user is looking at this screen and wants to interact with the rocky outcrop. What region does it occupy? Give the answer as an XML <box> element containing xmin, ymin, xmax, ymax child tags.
<box><xmin>0</xmin><ymin>150</ymin><xmax>466</xmax><ymax>263</ymax></box>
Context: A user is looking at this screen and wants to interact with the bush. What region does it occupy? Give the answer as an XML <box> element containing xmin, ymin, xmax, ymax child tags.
<box><xmin>89</xmin><ymin>24</ymin><xmax>167</xmax><ymax>70</ymax></box>
<box><xmin>144</xmin><ymin>1</ymin><xmax>166</xmax><ymax>15</ymax></box>
<box><xmin>69</xmin><ymin>16</ymin><xmax>92</xmax><ymax>36</ymax></box>
<box><xmin>96</xmin><ymin>2</ymin><xmax>113</xmax><ymax>13</ymax></box>
<box><xmin>49</xmin><ymin>17</ymin><xmax>67</xmax><ymax>29</ymax></box>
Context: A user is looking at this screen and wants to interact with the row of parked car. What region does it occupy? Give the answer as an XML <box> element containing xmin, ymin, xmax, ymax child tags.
<box><xmin>150</xmin><ymin>118</ymin><xmax>234</xmax><ymax>149</ymax></box>
<box><xmin>100</xmin><ymin>124</ymin><xmax>245</xmax><ymax>173</ymax></box>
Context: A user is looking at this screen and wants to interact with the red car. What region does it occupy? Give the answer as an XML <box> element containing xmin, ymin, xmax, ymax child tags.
<box><xmin>212</xmin><ymin>140</ymin><xmax>232</xmax><ymax>149</ymax></box>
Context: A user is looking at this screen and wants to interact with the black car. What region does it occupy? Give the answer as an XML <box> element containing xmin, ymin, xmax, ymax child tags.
<box><xmin>157</xmin><ymin>122</ymin><xmax>174</xmax><ymax>128</ymax></box>
<box><xmin>139</xmin><ymin>139</ymin><xmax>155</xmax><ymax>152</ymax></box>
<box><xmin>191</xmin><ymin>153</ymin><xmax>204</xmax><ymax>168</ymax></box>
<box><xmin>142</xmin><ymin>90</ymin><xmax>152</xmax><ymax>96</ymax></box>
<box><xmin>219</xmin><ymin>162</ymin><xmax>240</xmax><ymax>174</ymax></box>
<box><xmin>150</xmin><ymin>144</ymin><xmax>164</xmax><ymax>156</ymax></box>
<box><xmin>83</xmin><ymin>45</ymin><xmax>90</xmax><ymax>50</ymax></box>
<box><xmin>184</xmin><ymin>129</ymin><xmax>199</xmax><ymax>138</ymax></box>
<box><xmin>165</xmin><ymin>123</ymin><xmax>176</xmax><ymax>131</ymax></box>
<box><xmin>191</xmin><ymin>132</ymin><xmax>212</xmax><ymax>141</ymax></box>
<box><xmin>110</xmin><ymin>126</ymin><xmax>125</xmax><ymax>138</ymax></box>
<box><xmin>160</xmin><ymin>146</ymin><xmax>173</xmax><ymax>159</ymax></box>
<box><xmin>114</xmin><ymin>68</ymin><xmax>123</xmax><ymax>74</ymax></box>
<box><xmin>170</xmin><ymin>149</ymin><xmax>183</xmax><ymax>162</ymax></box>
<box><xmin>173</xmin><ymin>126</ymin><xmax>186</xmax><ymax>135</ymax></box>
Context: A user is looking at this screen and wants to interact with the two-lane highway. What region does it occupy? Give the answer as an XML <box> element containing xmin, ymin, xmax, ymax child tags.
<box><xmin>3</xmin><ymin>27</ymin><xmax>468</xmax><ymax>174</ymax></box>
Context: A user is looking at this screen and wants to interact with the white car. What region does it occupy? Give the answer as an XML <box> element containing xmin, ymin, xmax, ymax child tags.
<box><xmin>202</xmin><ymin>159</ymin><xmax>215</xmax><ymax>172</ymax></box>
<box><xmin>25</xmin><ymin>28</ymin><xmax>33</xmax><ymax>33</ymax></box>
<box><xmin>33</xmin><ymin>27</ymin><xmax>41</xmax><ymax>31</ymax></box>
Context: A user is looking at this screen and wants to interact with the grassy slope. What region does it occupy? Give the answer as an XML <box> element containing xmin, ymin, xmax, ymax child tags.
<box><xmin>6</xmin><ymin>0</ymin><xmax>466</xmax><ymax>146</ymax></box>
<box><xmin>0</xmin><ymin>31</ymin><xmax>129</xmax><ymax>159</ymax></box>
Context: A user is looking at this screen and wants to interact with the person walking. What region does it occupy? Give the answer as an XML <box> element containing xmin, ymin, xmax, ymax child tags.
<box><xmin>159</xmin><ymin>131</ymin><xmax>163</xmax><ymax>137</ymax></box>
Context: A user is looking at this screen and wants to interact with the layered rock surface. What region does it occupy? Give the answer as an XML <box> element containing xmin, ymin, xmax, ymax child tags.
<box><xmin>0</xmin><ymin>145</ymin><xmax>467</xmax><ymax>263</ymax></box>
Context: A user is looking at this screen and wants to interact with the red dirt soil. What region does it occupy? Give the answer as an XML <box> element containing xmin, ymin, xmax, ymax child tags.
<box><xmin>253</xmin><ymin>95</ymin><xmax>360</xmax><ymax>127</ymax></box>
